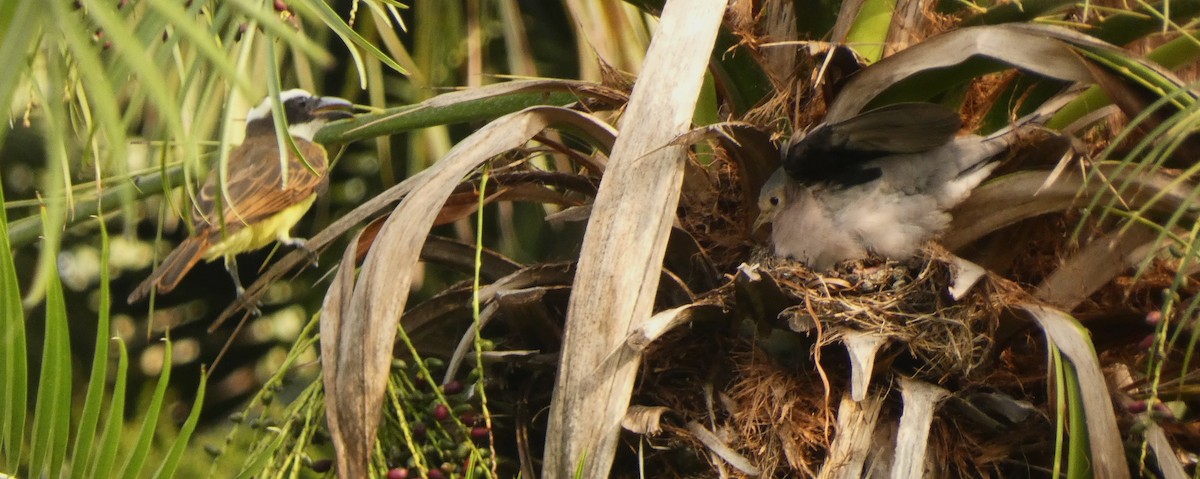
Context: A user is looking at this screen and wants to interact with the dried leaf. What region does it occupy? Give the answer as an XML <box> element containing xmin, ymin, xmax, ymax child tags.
<box><xmin>1019</xmin><ymin>304</ymin><xmax>1129</xmax><ymax>479</ymax></box>
<box><xmin>621</xmin><ymin>405</ymin><xmax>672</xmax><ymax>435</ymax></box>
<box><xmin>321</xmin><ymin>106</ymin><xmax>615</xmax><ymax>478</ymax></box>
<box><xmin>827</xmin><ymin>24</ymin><xmax>1106</xmax><ymax>121</ymax></box>
<box><xmin>944</xmin><ymin>165</ymin><xmax>1194</xmax><ymax>251</ymax></box>
<box><xmin>841</xmin><ymin>330</ymin><xmax>887</xmax><ymax>402</ymax></box>
<box><xmin>947</xmin><ymin>255</ymin><xmax>986</xmax><ymax>300</ymax></box>
<box><xmin>818</xmin><ymin>393</ymin><xmax>885</xmax><ymax>479</ymax></box>
<box><xmin>687</xmin><ymin>421</ymin><xmax>762</xmax><ymax>476</ymax></box>
<box><xmin>1146</xmin><ymin>421</ymin><xmax>1188</xmax><ymax>479</ymax></box>
<box><xmin>892</xmin><ymin>377</ymin><xmax>950</xmax><ymax>479</ymax></box>
<box><xmin>543</xmin><ymin>1</ymin><xmax>725</xmax><ymax>477</ymax></box>
<box><xmin>1035</xmin><ymin>224</ymin><xmax>1159</xmax><ymax>311</ymax></box>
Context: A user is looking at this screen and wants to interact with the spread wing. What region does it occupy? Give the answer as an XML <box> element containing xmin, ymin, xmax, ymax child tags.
<box><xmin>782</xmin><ymin>103</ymin><xmax>961</xmax><ymax>187</ymax></box>
<box><xmin>192</xmin><ymin>138</ymin><xmax>329</xmax><ymax>236</ymax></box>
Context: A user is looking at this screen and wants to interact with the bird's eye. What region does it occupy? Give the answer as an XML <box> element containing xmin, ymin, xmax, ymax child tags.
<box><xmin>769</xmin><ymin>196</ymin><xmax>780</xmax><ymax>206</ymax></box>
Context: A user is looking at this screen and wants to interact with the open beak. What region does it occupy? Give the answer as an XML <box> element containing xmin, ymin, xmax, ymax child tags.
<box><xmin>314</xmin><ymin>96</ymin><xmax>354</xmax><ymax>121</ymax></box>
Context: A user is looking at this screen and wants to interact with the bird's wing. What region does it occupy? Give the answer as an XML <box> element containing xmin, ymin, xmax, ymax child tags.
<box><xmin>825</xmin><ymin>103</ymin><xmax>962</xmax><ymax>153</ymax></box>
<box><xmin>783</xmin><ymin>103</ymin><xmax>962</xmax><ymax>186</ymax></box>
<box><xmin>192</xmin><ymin>139</ymin><xmax>329</xmax><ymax>235</ymax></box>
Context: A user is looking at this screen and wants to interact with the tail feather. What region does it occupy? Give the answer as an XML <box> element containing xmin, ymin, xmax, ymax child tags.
<box><xmin>127</xmin><ymin>236</ymin><xmax>209</xmax><ymax>304</ymax></box>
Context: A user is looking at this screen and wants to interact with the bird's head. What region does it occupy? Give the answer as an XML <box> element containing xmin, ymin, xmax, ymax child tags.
<box><xmin>753</xmin><ymin>168</ymin><xmax>789</xmax><ymax>232</ymax></box>
<box><xmin>245</xmin><ymin>89</ymin><xmax>354</xmax><ymax>141</ymax></box>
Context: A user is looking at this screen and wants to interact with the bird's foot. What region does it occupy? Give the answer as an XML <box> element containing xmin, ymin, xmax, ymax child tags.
<box><xmin>281</xmin><ymin>237</ymin><xmax>319</xmax><ymax>268</ymax></box>
<box><xmin>234</xmin><ymin>287</ymin><xmax>264</xmax><ymax>317</ymax></box>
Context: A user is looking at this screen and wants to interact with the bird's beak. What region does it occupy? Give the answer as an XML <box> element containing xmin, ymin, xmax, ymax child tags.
<box><xmin>314</xmin><ymin>96</ymin><xmax>354</xmax><ymax>121</ymax></box>
<box><xmin>752</xmin><ymin>211</ymin><xmax>771</xmax><ymax>234</ymax></box>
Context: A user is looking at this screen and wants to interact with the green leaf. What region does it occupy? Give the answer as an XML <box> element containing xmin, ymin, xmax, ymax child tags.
<box><xmin>264</xmin><ymin>40</ymin><xmax>316</xmax><ymax>182</ymax></box>
<box><xmin>0</xmin><ymin>156</ymin><xmax>28</xmax><ymax>472</ymax></box>
<box><xmin>844</xmin><ymin>0</ymin><xmax>898</xmax><ymax>62</ymax></box>
<box><xmin>68</xmin><ymin>219</ymin><xmax>113</xmax><ymax>477</ymax></box>
<box><xmin>116</xmin><ymin>340</ymin><xmax>173</xmax><ymax>479</ymax></box>
<box><xmin>304</xmin><ymin>0</ymin><xmax>408</xmax><ymax>76</ymax></box>
<box><xmin>1064</xmin><ymin>364</ymin><xmax>1092</xmax><ymax>478</ymax></box>
<box><xmin>7</xmin><ymin>165</ymin><xmax>188</xmax><ymax>249</ymax></box>
<box><xmin>27</xmin><ymin>210</ymin><xmax>73</xmax><ymax>479</ymax></box>
<box><xmin>227</xmin><ymin>0</ymin><xmax>333</xmax><ymax>65</ymax></box>
<box><xmin>81</xmin><ymin>0</ymin><xmax>188</xmax><ymax>149</ymax></box>
<box><xmin>150</xmin><ymin>367</ymin><xmax>206</xmax><ymax>479</ymax></box>
<box><xmin>314</xmin><ymin>82</ymin><xmax>586</xmax><ymax>144</ymax></box>
<box><xmin>143</xmin><ymin>0</ymin><xmax>256</xmax><ymax>97</ymax></box>
<box><xmin>86</xmin><ymin>341</ymin><xmax>129</xmax><ymax>479</ymax></box>
<box><xmin>0</xmin><ymin>0</ymin><xmax>43</xmax><ymax>150</ymax></box>
<box><xmin>232</xmin><ymin>432</ymin><xmax>288</xmax><ymax>479</ymax></box>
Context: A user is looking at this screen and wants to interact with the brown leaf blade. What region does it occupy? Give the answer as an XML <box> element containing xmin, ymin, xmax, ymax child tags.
<box><xmin>321</xmin><ymin>106</ymin><xmax>616</xmax><ymax>478</ymax></box>
<box><xmin>826</xmin><ymin>24</ymin><xmax>1103</xmax><ymax>121</ymax></box>
<box><xmin>1019</xmin><ymin>304</ymin><xmax>1129</xmax><ymax>479</ymax></box>
<box><xmin>543</xmin><ymin>0</ymin><xmax>726</xmax><ymax>476</ymax></box>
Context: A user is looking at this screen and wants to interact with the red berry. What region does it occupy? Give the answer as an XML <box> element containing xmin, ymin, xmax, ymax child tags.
<box><xmin>433</xmin><ymin>404</ymin><xmax>450</xmax><ymax>421</ymax></box>
<box><xmin>460</xmin><ymin>412</ymin><xmax>477</xmax><ymax>426</ymax></box>
<box><xmin>273</xmin><ymin>0</ymin><xmax>288</xmax><ymax>12</ymax></box>
<box><xmin>470</xmin><ymin>426</ymin><xmax>489</xmax><ymax>441</ymax></box>
<box><xmin>427</xmin><ymin>469</ymin><xmax>445</xmax><ymax>479</ymax></box>
<box><xmin>386</xmin><ymin>468</ymin><xmax>409</xmax><ymax>479</ymax></box>
<box><xmin>1139</xmin><ymin>334</ymin><xmax>1157</xmax><ymax>350</ymax></box>
<box><xmin>442</xmin><ymin>380</ymin><xmax>463</xmax><ymax>394</ymax></box>
<box><xmin>1146</xmin><ymin>311</ymin><xmax>1163</xmax><ymax>325</ymax></box>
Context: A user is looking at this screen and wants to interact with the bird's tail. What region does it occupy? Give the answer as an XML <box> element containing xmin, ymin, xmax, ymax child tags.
<box><xmin>127</xmin><ymin>236</ymin><xmax>209</xmax><ymax>304</ymax></box>
<box><xmin>959</xmin><ymin>102</ymin><xmax>1070</xmax><ymax>178</ymax></box>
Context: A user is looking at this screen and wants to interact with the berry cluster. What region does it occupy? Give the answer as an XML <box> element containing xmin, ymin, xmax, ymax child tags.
<box><xmin>381</xmin><ymin>358</ymin><xmax>493</xmax><ymax>479</ymax></box>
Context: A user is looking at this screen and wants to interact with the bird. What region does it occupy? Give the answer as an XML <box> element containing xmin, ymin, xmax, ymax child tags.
<box><xmin>755</xmin><ymin>102</ymin><xmax>1014</xmax><ymax>271</ymax></box>
<box><xmin>127</xmin><ymin>89</ymin><xmax>353</xmax><ymax>304</ymax></box>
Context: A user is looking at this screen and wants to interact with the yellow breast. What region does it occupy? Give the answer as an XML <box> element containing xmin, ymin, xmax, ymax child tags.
<box><xmin>202</xmin><ymin>194</ymin><xmax>318</xmax><ymax>261</ymax></box>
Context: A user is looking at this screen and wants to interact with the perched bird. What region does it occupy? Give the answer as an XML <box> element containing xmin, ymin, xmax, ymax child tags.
<box><xmin>127</xmin><ymin>89</ymin><xmax>353</xmax><ymax>304</ymax></box>
<box><xmin>755</xmin><ymin>103</ymin><xmax>1013</xmax><ymax>271</ymax></box>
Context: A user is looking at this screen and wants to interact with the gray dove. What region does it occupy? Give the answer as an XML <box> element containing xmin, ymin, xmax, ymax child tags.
<box><xmin>755</xmin><ymin>103</ymin><xmax>1013</xmax><ymax>270</ymax></box>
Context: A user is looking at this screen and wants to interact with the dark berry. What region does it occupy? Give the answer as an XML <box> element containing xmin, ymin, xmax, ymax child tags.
<box><xmin>386</xmin><ymin>467</ymin><xmax>409</xmax><ymax>479</ymax></box>
<box><xmin>412</xmin><ymin>422</ymin><xmax>427</xmax><ymax>440</ymax></box>
<box><xmin>442</xmin><ymin>380</ymin><xmax>463</xmax><ymax>394</ymax></box>
<box><xmin>310</xmin><ymin>459</ymin><xmax>333</xmax><ymax>472</ymax></box>
<box><xmin>273</xmin><ymin>0</ymin><xmax>288</xmax><ymax>12</ymax></box>
<box><xmin>459</xmin><ymin>412</ymin><xmax>477</xmax><ymax>426</ymax></box>
<box><xmin>433</xmin><ymin>404</ymin><xmax>451</xmax><ymax>422</ymax></box>
<box><xmin>470</xmin><ymin>426</ymin><xmax>489</xmax><ymax>441</ymax></box>
<box><xmin>1126</xmin><ymin>400</ymin><xmax>1147</xmax><ymax>413</ymax></box>
<box><xmin>427</xmin><ymin>469</ymin><xmax>445</xmax><ymax>479</ymax></box>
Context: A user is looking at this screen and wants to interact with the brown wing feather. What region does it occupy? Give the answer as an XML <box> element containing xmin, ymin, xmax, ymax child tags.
<box><xmin>193</xmin><ymin>139</ymin><xmax>329</xmax><ymax>239</ymax></box>
<box><xmin>126</xmin><ymin>235</ymin><xmax>209</xmax><ymax>303</ymax></box>
<box><xmin>127</xmin><ymin>138</ymin><xmax>328</xmax><ymax>304</ymax></box>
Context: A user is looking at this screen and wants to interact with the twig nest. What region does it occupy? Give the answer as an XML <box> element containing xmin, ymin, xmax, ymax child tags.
<box><xmin>743</xmin><ymin>246</ymin><xmax>1001</xmax><ymax>379</ymax></box>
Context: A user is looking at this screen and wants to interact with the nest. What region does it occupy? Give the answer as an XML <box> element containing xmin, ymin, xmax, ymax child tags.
<box><xmin>753</xmin><ymin>247</ymin><xmax>1004</xmax><ymax>381</ymax></box>
<box><xmin>634</xmin><ymin>248</ymin><xmax>1015</xmax><ymax>477</ymax></box>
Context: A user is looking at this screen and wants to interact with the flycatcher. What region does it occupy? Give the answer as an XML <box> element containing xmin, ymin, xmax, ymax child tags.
<box><xmin>127</xmin><ymin>89</ymin><xmax>353</xmax><ymax>304</ymax></box>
